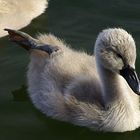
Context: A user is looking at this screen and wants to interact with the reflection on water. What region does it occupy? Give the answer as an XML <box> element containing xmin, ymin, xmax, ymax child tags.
<box><xmin>0</xmin><ymin>0</ymin><xmax>140</xmax><ymax>139</ymax></box>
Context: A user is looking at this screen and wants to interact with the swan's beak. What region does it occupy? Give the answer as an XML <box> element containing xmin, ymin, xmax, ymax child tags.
<box><xmin>120</xmin><ymin>66</ymin><xmax>140</xmax><ymax>95</ymax></box>
<box><xmin>5</xmin><ymin>29</ymin><xmax>59</xmax><ymax>55</ymax></box>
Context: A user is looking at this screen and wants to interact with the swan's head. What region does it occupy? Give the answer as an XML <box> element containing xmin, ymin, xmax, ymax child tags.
<box><xmin>94</xmin><ymin>28</ymin><xmax>140</xmax><ymax>95</ymax></box>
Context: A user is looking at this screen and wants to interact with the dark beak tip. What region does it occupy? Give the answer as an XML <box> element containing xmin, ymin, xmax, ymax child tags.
<box><xmin>136</xmin><ymin>87</ymin><xmax>140</xmax><ymax>95</ymax></box>
<box><xmin>120</xmin><ymin>66</ymin><xmax>140</xmax><ymax>96</ymax></box>
<box><xmin>135</xmin><ymin>91</ymin><xmax>140</xmax><ymax>95</ymax></box>
<box><xmin>132</xmin><ymin>84</ymin><xmax>140</xmax><ymax>95</ymax></box>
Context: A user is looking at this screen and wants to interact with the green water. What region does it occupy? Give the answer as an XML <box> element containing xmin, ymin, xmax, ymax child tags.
<box><xmin>1</xmin><ymin>0</ymin><xmax>140</xmax><ymax>139</ymax></box>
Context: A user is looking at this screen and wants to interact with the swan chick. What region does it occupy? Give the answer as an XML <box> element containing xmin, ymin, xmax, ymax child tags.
<box><xmin>6</xmin><ymin>28</ymin><xmax>140</xmax><ymax>132</ymax></box>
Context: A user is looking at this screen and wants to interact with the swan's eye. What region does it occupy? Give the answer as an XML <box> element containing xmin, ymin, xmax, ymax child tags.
<box><xmin>116</xmin><ymin>53</ymin><xmax>123</xmax><ymax>59</ymax></box>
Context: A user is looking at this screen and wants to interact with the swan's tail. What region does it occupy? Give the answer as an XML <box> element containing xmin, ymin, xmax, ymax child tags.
<box><xmin>0</xmin><ymin>0</ymin><xmax>48</xmax><ymax>37</ymax></box>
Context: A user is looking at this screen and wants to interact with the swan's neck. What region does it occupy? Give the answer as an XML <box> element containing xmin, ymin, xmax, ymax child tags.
<box><xmin>97</xmin><ymin>63</ymin><xmax>140</xmax><ymax>131</ymax></box>
<box><xmin>99</xmin><ymin>65</ymin><xmax>122</xmax><ymax>104</ymax></box>
<box><xmin>98</xmin><ymin>63</ymin><xmax>139</xmax><ymax>108</ymax></box>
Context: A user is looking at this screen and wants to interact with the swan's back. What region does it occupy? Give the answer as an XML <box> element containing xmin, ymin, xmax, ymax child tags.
<box><xmin>0</xmin><ymin>0</ymin><xmax>47</xmax><ymax>37</ymax></box>
<box><xmin>25</xmin><ymin>33</ymin><xmax>103</xmax><ymax>123</ymax></box>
